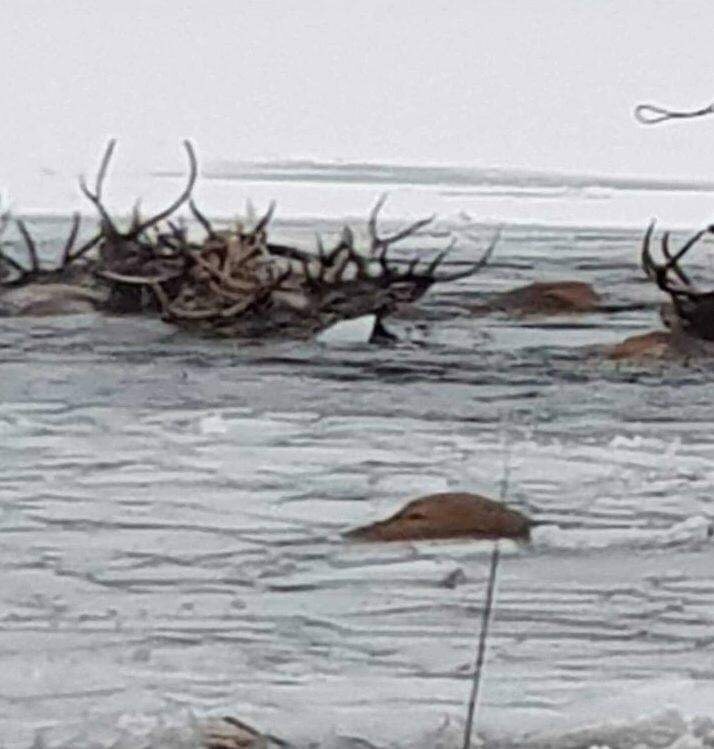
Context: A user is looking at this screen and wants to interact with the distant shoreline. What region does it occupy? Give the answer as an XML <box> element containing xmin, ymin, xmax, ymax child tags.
<box><xmin>155</xmin><ymin>159</ymin><xmax>714</xmax><ymax>194</ymax></box>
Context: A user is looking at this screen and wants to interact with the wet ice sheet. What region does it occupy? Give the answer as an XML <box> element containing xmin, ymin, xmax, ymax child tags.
<box><xmin>2</xmin><ymin>219</ymin><xmax>714</xmax><ymax>748</ymax></box>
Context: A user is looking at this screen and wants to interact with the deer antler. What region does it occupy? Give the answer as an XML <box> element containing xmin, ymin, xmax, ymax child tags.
<box><xmin>80</xmin><ymin>140</ymin><xmax>197</xmax><ymax>239</ymax></box>
<box><xmin>427</xmin><ymin>228</ymin><xmax>500</xmax><ymax>283</ymax></box>
<box><xmin>189</xmin><ymin>199</ymin><xmax>218</xmax><ymax>240</ymax></box>
<box><xmin>253</xmin><ymin>201</ymin><xmax>275</xmax><ymax>234</ymax></box>
<box><xmin>0</xmin><ymin>215</ymin><xmax>99</xmax><ymax>287</ymax></box>
<box><xmin>298</xmin><ymin>200</ymin><xmax>496</xmax><ymax>297</ymax></box>
<box><xmin>145</xmin><ymin>200</ymin><xmax>297</xmax><ymax>331</ymax></box>
<box><xmin>641</xmin><ymin>221</ymin><xmax>714</xmax><ymax>340</ymax></box>
<box><xmin>131</xmin><ymin>141</ymin><xmax>197</xmax><ymax>237</ymax></box>
<box><xmin>15</xmin><ymin>220</ymin><xmax>40</xmax><ymax>274</ymax></box>
<box><xmin>76</xmin><ymin>140</ymin><xmax>199</xmax><ymax>311</ymax></box>
<box><xmin>641</xmin><ymin>221</ymin><xmax>709</xmax><ymax>301</ymax></box>
<box><xmin>367</xmin><ymin>194</ymin><xmax>435</xmax><ymax>256</ymax></box>
<box><xmin>0</xmin><ymin>213</ymin><xmax>28</xmax><ymax>284</ymax></box>
<box><xmin>147</xmin><ymin>199</ymin><xmax>496</xmax><ymax>338</ymax></box>
<box><xmin>79</xmin><ymin>139</ymin><xmax>119</xmax><ymax>234</ymax></box>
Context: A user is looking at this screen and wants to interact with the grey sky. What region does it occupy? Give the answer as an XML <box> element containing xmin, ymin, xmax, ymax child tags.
<box><xmin>2</xmin><ymin>0</ymin><xmax>714</xmax><ymax>196</ymax></box>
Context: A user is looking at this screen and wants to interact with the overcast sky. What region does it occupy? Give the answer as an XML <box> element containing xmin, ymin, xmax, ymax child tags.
<box><xmin>2</xmin><ymin>0</ymin><xmax>714</xmax><ymax>194</ymax></box>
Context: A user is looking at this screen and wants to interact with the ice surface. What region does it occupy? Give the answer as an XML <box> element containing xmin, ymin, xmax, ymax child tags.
<box><xmin>3</xmin><ymin>181</ymin><xmax>714</xmax><ymax>747</ymax></box>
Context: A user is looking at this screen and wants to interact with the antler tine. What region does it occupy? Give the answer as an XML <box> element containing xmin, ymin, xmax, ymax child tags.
<box><xmin>79</xmin><ymin>139</ymin><xmax>119</xmax><ymax>233</ymax></box>
<box><xmin>640</xmin><ymin>220</ymin><xmax>658</xmax><ymax>280</ymax></box>
<box><xmin>642</xmin><ymin>220</ymin><xmax>705</xmax><ymax>298</ymax></box>
<box><xmin>380</xmin><ymin>214</ymin><xmax>436</xmax><ymax>246</ymax></box>
<box><xmin>642</xmin><ymin>222</ymin><xmax>702</xmax><ymax>299</ymax></box>
<box><xmin>367</xmin><ymin>192</ymin><xmax>435</xmax><ymax>253</ymax></box>
<box><xmin>424</xmin><ymin>249</ymin><xmax>450</xmax><ymax>277</ymax></box>
<box><xmin>376</xmin><ymin>241</ymin><xmax>391</xmax><ymax>274</ymax></box>
<box><xmin>189</xmin><ymin>199</ymin><xmax>217</xmax><ymax>239</ymax></box>
<box><xmin>474</xmin><ymin>227</ymin><xmax>500</xmax><ymax>268</ymax></box>
<box><xmin>432</xmin><ymin>227</ymin><xmax>500</xmax><ymax>282</ymax></box>
<box><xmin>315</xmin><ymin>233</ymin><xmax>326</xmax><ymax>261</ymax></box>
<box><xmin>245</xmin><ymin>198</ymin><xmax>257</xmax><ymax>226</ymax></box>
<box><xmin>338</xmin><ymin>225</ymin><xmax>371</xmax><ymax>278</ymax></box>
<box><xmin>324</xmin><ymin>235</ymin><xmax>344</xmax><ymax>265</ymax></box>
<box><xmin>79</xmin><ymin>176</ymin><xmax>116</xmax><ymax>233</ymax></box>
<box><xmin>669</xmin><ymin>227</ymin><xmax>708</xmax><ymax>268</ymax></box>
<box><xmin>253</xmin><ymin>201</ymin><xmax>276</xmax><ymax>234</ymax></box>
<box><xmin>150</xmin><ymin>280</ymin><xmax>172</xmax><ymax>313</ymax></box>
<box><xmin>413</xmin><ymin>236</ymin><xmax>458</xmax><ymax>279</ymax></box>
<box><xmin>153</xmin><ymin>220</ymin><xmax>187</xmax><ymax>256</ymax></box>
<box><xmin>166</xmin><ymin>219</ymin><xmax>187</xmax><ymax>240</ymax></box>
<box><xmin>130</xmin><ymin>140</ymin><xmax>198</xmax><ymax>237</ymax></box>
<box><xmin>97</xmin><ymin>267</ymin><xmax>186</xmax><ymax>286</ymax></box>
<box><xmin>0</xmin><ymin>213</ymin><xmax>17</xmax><ymax>278</ymax></box>
<box><xmin>268</xmin><ymin>265</ymin><xmax>293</xmax><ymax>293</ymax></box>
<box><xmin>368</xmin><ymin>193</ymin><xmax>389</xmax><ymax>252</ymax></box>
<box><xmin>153</xmin><ymin>234</ymin><xmax>178</xmax><ymax>254</ymax></box>
<box><xmin>129</xmin><ymin>199</ymin><xmax>143</xmax><ymax>233</ymax></box>
<box><xmin>66</xmin><ymin>232</ymin><xmax>102</xmax><ymax>263</ymax></box>
<box><xmin>403</xmin><ymin>256</ymin><xmax>421</xmax><ymax>276</ymax></box>
<box><xmin>341</xmin><ymin>224</ymin><xmax>354</xmax><ymax>248</ymax></box>
<box><xmin>334</xmin><ymin>249</ymin><xmax>353</xmax><ymax>282</ymax></box>
<box><xmin>661</xmin><ymin>231</ymin><xmax>693</xmax><ymax>286</ymax></box>
<box><xmin>297</xmin><ymin>254</ymin><xmax>319</xmax><ymax>288</ymax></box>
<box><xmin>60</xmin><ymin>213</ymin><xmax>81</xmax><ymax>269</ymax></box>
<box><xmin>0</xmin><ymin>244</ymin><xmax>27</xmax><ymax>278</ymax></box>
<box><xmin>94</xmin><ymin>139</ymin><xmax>117</xmax><ymax>198</ymax></box>
<box><xmin>15</xmin><ymin>219</ymin><xmax>40</xmax><ymax>273</ymax></box>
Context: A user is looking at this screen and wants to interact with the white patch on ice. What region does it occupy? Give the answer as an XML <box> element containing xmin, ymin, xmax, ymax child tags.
<box><xmin>669</xmin><ymin>735</ymin><xmax>706</xmax><ymax>749</ymax></box>
<box><xmin>198</xmin><ymin>412</ymin><xmax>228</xmax><ymax>434</ymax></box>
<box><xmin>532</xmin><ymin>516</ymin><xmax>712</xmax><ymax>551</ymax></box>
<box><xmin>520</xmin><ymin>707</ymin><xmax>688</xmax><ymax>748</ymax></box>
<box><xmin>316</xmin><ymin>315</ymin><xmax>377</xmax><ymax>345</ymax></box>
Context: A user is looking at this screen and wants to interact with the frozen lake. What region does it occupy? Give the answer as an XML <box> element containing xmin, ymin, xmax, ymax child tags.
<box><xmin>2</xmin><ymin>169</ymin><xmax>714</xmax><ymax>748</ymax></box>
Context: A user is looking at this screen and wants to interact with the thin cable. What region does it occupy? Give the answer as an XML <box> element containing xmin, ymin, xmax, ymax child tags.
<box><xmin>634</xmin><ymin>101</ymin><xmax>714</xmax><ymax>125</ymax></box>
<box><xmin>462</xmin><ymin>423</ymin><xmax>511</xmax><ymax>749</ymax></box>
<box><xmin>461</xmin><ymin>541</ymin><xmax>500</xmax><ymax>749</ymax></box>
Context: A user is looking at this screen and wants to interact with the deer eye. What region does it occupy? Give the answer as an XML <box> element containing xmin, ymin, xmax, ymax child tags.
<box><xmin>405</xmin><ymin>512</ymin><xmax>426</xmax><ymax>521</ymax></box>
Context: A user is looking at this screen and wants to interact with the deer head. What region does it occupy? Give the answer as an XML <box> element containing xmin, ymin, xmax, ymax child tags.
<box><xmin>0</xmin><ymin>212</ymin><xmax>100</xmax><ymax>288</ymax></box>
<box><xmin>79</xmin><ymin>140</ymin><xmax>197</xmax><ymax>286</ymax></box>
<box><xmin>641</xmin><ymin>221</ymin><xmax>714</xmax><ymax>341</ymax></box>
<box><xmin>275</xmin><ymin>196</ymin><xmax>497</xmax><ymax>328</ymax></box>
<box><xmin>344</xmin><ymin>492</ymin><xmax>532</xmax><ymax>542</ymax></box>
<box><xmin>146</xmin><ymin>197</ymin><xmax>497</xmax><ymax>339</ymax></box>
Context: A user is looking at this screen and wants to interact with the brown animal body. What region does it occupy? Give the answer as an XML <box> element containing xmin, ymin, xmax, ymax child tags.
<box><xmin>607</xmin><ymin>321</ymin><xmax>714</xmax><ymax>362</ymax></box>
<box><xmin>344</xmin><ymin>492</ymin><xmax>532</xmax><ymax>542</ymax></box>
<box><xmin>0</xmin><ymin>212</ymin><xmax>105</xmax><ymax>316</ymax></box>
<box><xmin>472</xmin><ymin>280</ymin><xmax>601</xmax><ymax>316</ymax></box>
<box><xmin>606</xmin><ymin>330</ymin><xmax>673</xmax><ymax>361</ymax></box>
<box><xmin>607</xmin><ymin>224</ymin><xmax>714</xmax><ymax>362</ymax></box>
<box><xmin>0</xmin><ymin>283</ymin><xmax>106</xmax><ymax>316</ymax></box>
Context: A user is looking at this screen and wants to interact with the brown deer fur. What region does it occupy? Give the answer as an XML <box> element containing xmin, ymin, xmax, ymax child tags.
<box><xmin>344</xmin><ymin>492</ymin><xmax>532</xmax><ymax>542</ymax></box>
<box><xmin>471</xmin><ymin>281</ymin><xmax>600</xmax><ymax>316</ymax></box>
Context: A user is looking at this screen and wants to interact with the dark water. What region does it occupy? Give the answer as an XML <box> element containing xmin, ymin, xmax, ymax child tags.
<box><xmin>2</xmin><ymin>216</ymin><xmax>714</xmax><ymax>748</ymax></box>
